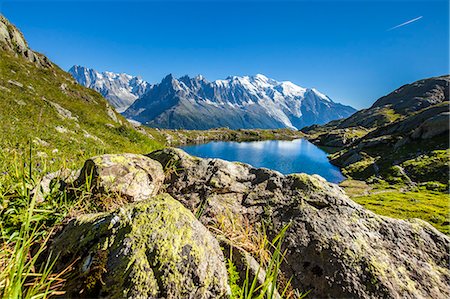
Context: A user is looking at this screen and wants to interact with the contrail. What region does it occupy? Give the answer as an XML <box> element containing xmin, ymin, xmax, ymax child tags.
<box><xmin>388</xmin><ymin>16</ymin><xmax>423</xmax><ymax>31</ymax></box>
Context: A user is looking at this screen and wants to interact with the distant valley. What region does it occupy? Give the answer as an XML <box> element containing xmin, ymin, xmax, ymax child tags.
<box><xmin>70</xmin><ymin>66</ymin><xmax>356</xmax><ymax>130</ymax></box>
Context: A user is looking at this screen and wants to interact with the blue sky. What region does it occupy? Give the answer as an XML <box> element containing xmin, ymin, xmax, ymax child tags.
<box><xmin>0</xmin><ymin>0</ymin><xmax>448</xmax><ymax>109</ymax></box>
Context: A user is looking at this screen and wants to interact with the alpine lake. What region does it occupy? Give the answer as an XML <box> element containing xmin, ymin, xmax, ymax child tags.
<box><xmin>180</xmin><ymin>138</ymin><xmax>345</xmax><ymax>183</ymax></box>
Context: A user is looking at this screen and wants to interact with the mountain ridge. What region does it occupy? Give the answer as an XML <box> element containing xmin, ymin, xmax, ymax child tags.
<box><xmin>69</xmin><ymin>65</ymin><xmax>150</xmax><ymax>112</ymax></box>
<box><xmin>123</xmin><ymin>73</ymin><xmax>356</xmax><ymax>129</ymax></box>
<box><xmin>302</xmin><ymin>75</ymin><xmax>449</xmax><ymax>184</ymax></box>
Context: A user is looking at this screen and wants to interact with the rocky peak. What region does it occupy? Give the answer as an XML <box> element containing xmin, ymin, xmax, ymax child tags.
<box><xmin>0</xmin><ymin>14</ymin><xmax>51</xmax><ymax>68</ymax></box>
<box><xmin>161</xmin><ymin>73</ymin><xmax>175</xmax><ymax>84</ymax></box>
<box><xmin>124</xmin><ymin>73</ymin><xmax>356</xmax><ymax>129</ymax></box>
<box><xmin>371</xmin><ymin>75</ymin><xmax>450</xmax><ymax>115</ymax></box>
<box><xmin>69</xmin><ymin>65</ymin><xmax>150</xmax><ymax>112</ymax></box>
<box><xmin>178</xmin><ymin>74</ymin><xmax>210</xmax><ymax>91</ymax></box>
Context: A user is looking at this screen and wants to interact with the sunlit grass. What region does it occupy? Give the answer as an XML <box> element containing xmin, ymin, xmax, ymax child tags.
<box><xmin>0</xmin><ymin>172</ymin><xmax>68</xmax><ymax>298</ymax></box>
<box><xmin>226</xmin><ymin>224</ymin><xmax>310</xmax><ymax>299</ymax></box>
<box><xmin>352</xmin><ymin>190</ymin><xmax>449</xmax><ymax>235</ymax></box>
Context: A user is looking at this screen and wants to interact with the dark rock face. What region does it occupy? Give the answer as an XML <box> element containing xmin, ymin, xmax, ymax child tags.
<box><xmin>148</xmin><ymin>148</ymin><xmax>450</xmax><ymax>298</ymax></box>
<box><xmin>411</xmin><ymin>111</ymin><xmax>450</xmax><ymax>139</ymax></box>
<box><xmin>371</xmin><ymin>75</ymin><xmax>449</xmax><ymax>115</ymax></box>
<box><xmin>51</xmin><ymin>194</ymin><xmax>230</xmax><ymax>298</ymax></box>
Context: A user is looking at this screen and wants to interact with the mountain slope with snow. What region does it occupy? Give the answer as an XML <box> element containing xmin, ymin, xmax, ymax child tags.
<box><xmin>123</xmin><ymin>74</ymin><xmax>356</xmax><ymax>130</ymax></box>
<box><xmin>69</xmin><ymin>65</ymin><xmax>150</xmax><ymax>112</ymax></box>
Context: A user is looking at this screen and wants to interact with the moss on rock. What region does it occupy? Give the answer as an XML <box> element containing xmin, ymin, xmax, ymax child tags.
<box><xmin>51</xmin><ymin>193</ymin><xmax>230</xmax><ymax>298</ymax></box>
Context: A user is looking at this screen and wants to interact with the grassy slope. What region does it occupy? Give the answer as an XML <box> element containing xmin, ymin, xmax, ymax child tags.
<box><xmin>341</xmin><ymin>180</ymin><xmax>449</xmax><ymax>234</ymax></box>
<box><xmin>334</xmin><ymin>136</ymin><xmax>449</xmax><ymax>233</ymax></box>
<box><xmin>337</xmin><ymin>144</ymin><xmax>449</xmax><ymax>235</ymax></box>
<box><xmin>0</xmin><ymin>50</ymin><xmax>163</xmax><ymax>174</ymax></box>
<box><xmin>354</xmin><ymin>190</ymin><xmax>448</xmax><ymax>235</ymax></box>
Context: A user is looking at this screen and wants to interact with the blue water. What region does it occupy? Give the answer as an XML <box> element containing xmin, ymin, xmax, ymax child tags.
<box><xmin>180</xmin><ymin>139</ymin><xmax>345</xmax><ymax>183</ymax></box>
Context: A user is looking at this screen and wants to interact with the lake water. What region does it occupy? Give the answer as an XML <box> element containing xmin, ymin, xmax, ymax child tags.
<box><xmin>180</xmin><ymin>139</ymin><xmax>345</xmax><ymax>183</ymax></box>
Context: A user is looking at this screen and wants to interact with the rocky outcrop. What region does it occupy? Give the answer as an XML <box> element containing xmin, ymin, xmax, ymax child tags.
<box><xmin>148</xmin><ymin>148</ymin><xmax>450</xmax><ymax>298</ymax></box>
<box><xmin>0</xmin><ymin>15</ymin><xmax>51</xmax><ymax>67</ymax></box>
<box><xmin>303</xmin><ymin>76</ymin><xmax>450</xmax><ymax>183</ymax></box>
<box><xmin>49</xmin><ymin>150</ymin><xmax>450</xmax><ymax>298</ymax></box>
<box><xmin>51</xmin><ymin>194</ymin><xmax>230</xmax><ymax>298</ymax></box>
<box><xmin>311</xmin><ymin>127</ymin><xmax>369</xmax><ymax>147</ymax></box>
<box><xmin>75</xmin><ymin>153</ymin><xmax>164</xmax><ymax>202</ymax></box>
<box><xmin>411</xmin><ymin>112</ymin><xmax>450</xmax><ymax>140</ymax></box>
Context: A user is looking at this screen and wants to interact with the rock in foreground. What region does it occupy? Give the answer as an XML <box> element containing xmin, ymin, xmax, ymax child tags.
<box><xmin>75</xmin><ymin>153</ymin><xmax>164</xmax><ymax>202</ymax></box>
<box><xmin>51</xmin><ymin>150</ymin><xmax>450</xmax><ymax>298</ymax></box>
<box><xmin>51</xmin><ymin>194</ymin><xmax>230</xmax><ymax>298</ymax></box>
<box><xmin>149</xmin><ymin>148</ymin><xmax>450</xmax><ymax>298</ymax></box>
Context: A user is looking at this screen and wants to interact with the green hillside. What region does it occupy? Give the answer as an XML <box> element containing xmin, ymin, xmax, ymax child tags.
<box><xmin>0</xmin><ymin>48</ymin><xmax>164</xmax><ymax>174</ymax></box>
<box><xmin>302</xmin><ymin>76</ymin><xmax>450</xmax><ymax>234</ymax></box>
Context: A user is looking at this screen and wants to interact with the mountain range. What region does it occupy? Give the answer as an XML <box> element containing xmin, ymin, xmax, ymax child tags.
<box><xmin>70</xmin><ymin>67</ymin><xmax>356</xmax><ymax>130</ymax></box>
<box><xmin>2</xmin><ymin>13</ymin><xmax>450</xmax><ymax>299</ymax></box>
<box><xmin>69</xmin><ymin>65</ymin><xmax>149</xmax><ymax>112</ymax></box>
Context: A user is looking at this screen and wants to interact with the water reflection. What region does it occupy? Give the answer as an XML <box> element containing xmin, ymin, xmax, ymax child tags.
<box><xmin>180</xmin><ymin>139</ymin><xmax>345</xmax><ymax>183</ymax></box>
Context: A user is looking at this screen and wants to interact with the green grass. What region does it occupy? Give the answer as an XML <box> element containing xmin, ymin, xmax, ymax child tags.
<box><xmin>226</xmin><ymin>224</ymin><xmax>309</xmax><ymax>299</ymax></box>
<box><xmin>0</xmin><ymin>154</ymin><xmax>71</xmax><ymax>298</ymax></box>
<box><xmin>401</xmin><ymin>149</ymin><xmax>450</xmax><ymax>184</ymax></box>
<box><xmin>352</xmin><ymin>190</ymin><xmax>449</xmax><ymax>235</ymax></box>
<box><xmin>0</xmin><ymin>50</ymin><xmax>163</xmax><ymax>176</ymax></box>
<box><xmin>380</xmin><ymin>107</ymin><xmax>402</xmax><ymax>123</ymax></box>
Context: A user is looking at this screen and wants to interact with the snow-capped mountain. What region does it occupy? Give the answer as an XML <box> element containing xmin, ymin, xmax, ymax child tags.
<box><xmin>69</xmin><ymin>65</ymin><xmax>150</xmax><ymax>112</ymax></box>
<box><xmin>123</xmin><ymin>74</ymin><xmax>356</xmax><ymax>130</ymax></box>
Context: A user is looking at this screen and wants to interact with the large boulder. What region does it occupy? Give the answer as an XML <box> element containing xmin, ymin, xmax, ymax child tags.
<box><xmin>75</xmin><ymin>153</ymin><xmax>164</xmax><ymax>202</ymax></box>
<box><xmin>51</xmin><ymin>193</ymin><xmax>230</xmax><ymax>298</ymax></box>
<box><xmin>148</xmin><ymin>148</ymin><xmax>450</xmax><ymax>299</ymax></box>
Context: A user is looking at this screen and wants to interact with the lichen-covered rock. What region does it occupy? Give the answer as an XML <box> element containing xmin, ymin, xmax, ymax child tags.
<box><xmin>51</xmin><ymin>194</ymin><xmax>229</xmax><ymax>298</ymax></box>
<box><xmin>75</xmin><ymin>153</ymin><xmax>164</xmax><ymax>202</ymax></box>
<box><xmin>148</xmin><ymin>148</ymin><xmax>450</xmax><ymax>299</ymax></box>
